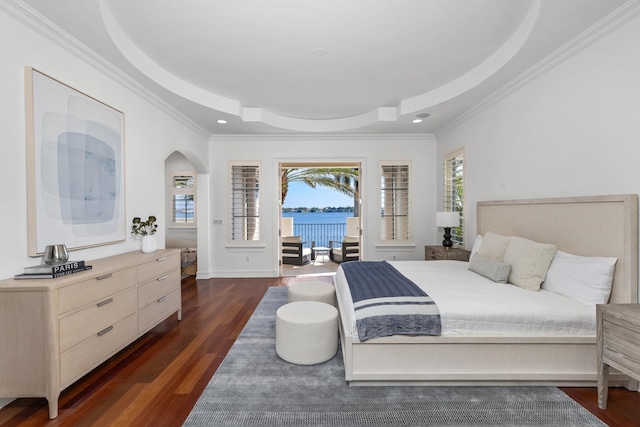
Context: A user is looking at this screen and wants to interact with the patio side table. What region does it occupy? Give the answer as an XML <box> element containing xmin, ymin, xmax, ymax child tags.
<box><xmin>312</xmin><ymin>246</ymin><xmax>330</xmax><ymax>263</ymax></box>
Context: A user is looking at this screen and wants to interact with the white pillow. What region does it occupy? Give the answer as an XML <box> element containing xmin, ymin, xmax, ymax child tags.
<box><xmin>282</xmin><ymin>236</ymin><xmax>302</xmax><ymax>243</ymax></box>
<box><xmin>503</xmin><ymin>236</ymin><xmax>556</xmax><ymax>291</ymax></box>
<box><xmin>470</xmin><ymin>234</ymin><xmax>483</xmax><ymax>258</ymax></box>
<box><xmin>542</xmin><ymin>250</ymin><xmax>617</xmax><ymax>306</ymax></box>
<box><xmin>477</xmin><ymin>231</ymin><xmax>510</xmax><ymax>262</ymax></box>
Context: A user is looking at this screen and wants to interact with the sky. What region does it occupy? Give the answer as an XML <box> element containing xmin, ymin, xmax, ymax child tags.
<box><xmin>282</xmin><ymin>181</ymin><xmax>355</xmax><ymax>209</ymax></box>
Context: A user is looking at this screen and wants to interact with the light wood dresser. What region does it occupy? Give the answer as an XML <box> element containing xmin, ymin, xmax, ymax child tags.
<box><xmin>0</xmin><ymin>249</ymin><xmax>181</xmax><ymax>419</ymax></box>
<box><xmin>597</xmin><ymin>303</ymin><xmax>640</xmax><ymax>409</ymax></box>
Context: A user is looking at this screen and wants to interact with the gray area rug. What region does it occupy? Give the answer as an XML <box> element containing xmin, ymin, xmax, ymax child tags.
<box><xmin>184</xmin><ymin>287</ymin><xmax>605</xmax><ymax>427</ymax></box>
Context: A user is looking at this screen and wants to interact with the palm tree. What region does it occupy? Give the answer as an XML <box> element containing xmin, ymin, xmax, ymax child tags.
<box><xmin>281</xmin><ymin>167</ymin><xmax>359</xmax><ymax>207</ymax></box>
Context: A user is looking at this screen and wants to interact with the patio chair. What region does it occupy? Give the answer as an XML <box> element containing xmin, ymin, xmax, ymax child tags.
<box><xmin>329</xmin><ymin>236</ymin><xmax>360</xmax><ymax>263</ymax></box>
<box><xmin>282</xmin><ymin>236</ymin><xmax>312</xmax><ymax>265</ymax></box>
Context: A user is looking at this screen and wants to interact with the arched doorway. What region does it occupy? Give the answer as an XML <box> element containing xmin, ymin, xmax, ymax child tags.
<box><xmin>164</xmin><ymin>150</ymin><xmax>208</xmax><ymax>278</ymax></box>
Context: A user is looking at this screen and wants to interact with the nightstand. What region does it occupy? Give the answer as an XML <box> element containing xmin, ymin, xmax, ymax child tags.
<box><xmin>597</xmin><ymin>303</ymin><xmax>640</xmax><ymax>409</ymax></box>
<box><xmin>424</xmin><ymin>245</ymin><xmax>470</xmax><ymax>261</ymax></box>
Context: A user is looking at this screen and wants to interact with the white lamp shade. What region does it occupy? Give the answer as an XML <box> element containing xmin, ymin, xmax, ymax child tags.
<box><xmin>436</xmin><ymin>211</ymin><xmax>460</xmax><ymax>227</ymax></box>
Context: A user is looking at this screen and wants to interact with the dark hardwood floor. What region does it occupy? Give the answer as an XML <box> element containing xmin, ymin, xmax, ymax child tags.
<box><xmin>1</xmin><ymin>275</ymin><xmax>638</xmax><ymax>426</ymax></box>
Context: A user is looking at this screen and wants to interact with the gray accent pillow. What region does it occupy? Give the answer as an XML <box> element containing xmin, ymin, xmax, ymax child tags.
<box><xmin>468</xmin><ymin>253</ymin><xmax>512</xmax><ymax>283</ymax></box>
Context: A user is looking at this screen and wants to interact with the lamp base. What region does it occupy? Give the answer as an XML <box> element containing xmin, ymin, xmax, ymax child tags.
<box><xmin>442</xmin><ymin>227</ymin><xmax>453</xmax><ymax>248</ymax></box>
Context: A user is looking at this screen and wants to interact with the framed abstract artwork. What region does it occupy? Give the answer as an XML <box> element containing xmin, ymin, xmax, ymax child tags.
<box><xmin>25</xmin><ymin>67</ymin><xmax>126</xmax><ymax>256</ymax></box>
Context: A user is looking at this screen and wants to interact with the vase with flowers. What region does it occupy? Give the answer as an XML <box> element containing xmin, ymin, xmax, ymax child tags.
<box><xmin>132</xmin><ymin>215</ymin><xmax>158</xmax><ymax>253</ymax></box>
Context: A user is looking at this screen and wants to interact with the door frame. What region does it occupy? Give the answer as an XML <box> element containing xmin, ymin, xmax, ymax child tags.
<box><xmin>277</xmin><ymin>161</ymin><xmax>363</xmax><ymax>276</ymax></box>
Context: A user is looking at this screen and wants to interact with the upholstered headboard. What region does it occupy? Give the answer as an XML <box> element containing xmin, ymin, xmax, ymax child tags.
<box><xmin>477</xmin><ymin>194</ymin><xmax>638</xmax><ymax>304</ymax></box>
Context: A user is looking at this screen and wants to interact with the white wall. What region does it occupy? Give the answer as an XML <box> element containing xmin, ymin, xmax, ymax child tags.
<box><xmin>208</xmin><ymin>135</ymin><xmax>437</xmax><ymax>277</ymax></box>
<box><xmin>437</xmin><ymin>12</ymin><xmax>640</xmax><ymax>249</ymax></box>
<box><xmin>0</xmin><ymin>8</ymin><xmax>208</xmax><ymax>279</ymax></box>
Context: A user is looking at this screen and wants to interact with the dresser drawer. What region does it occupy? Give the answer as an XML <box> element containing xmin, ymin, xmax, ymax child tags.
<box><xmin>59</xmin><ymin>288</ymin><xmax>137</xmax><ymax>352</ymax></box>
<box><xmin>138</xmin><ymin>269</ymin><xmax>180</xmax><ymax>309</ymax></box>
<box><xmin>58</xmin><ymin>267</ymin><xmax>137</xmax><ymax>314</ymax></box>
<box><xmin>137</xmin><ymin>252</ymin><xmax>180</xmax><ymax>284</ymax></box>
<box><xmin>424</xmin><ymin>245</ymin><xmax>470</xmax><ymax>261</ymax></box>
<box><xmin>602</xmin><ymin>318</ymin><xmax>640</xmax><ymax>371</ymax></box>
<box><xmin>425</xmin><ymin>246</ymin><xmax>443</xmax><ymax>260</ymax></box>
<box><xmin>138</xmin><ymin>289</ymin><xmax>180</xmax><ymax>333</ymax></box>
<box><xmin>60</xmin><ymin>313</ymin><xmax>137</xmax><ymax>388</ymax></box>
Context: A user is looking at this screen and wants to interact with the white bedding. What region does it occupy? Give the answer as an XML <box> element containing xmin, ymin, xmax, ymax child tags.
<box><xmin>335</xmin><ymin>260</ymin><xmax>596</xmax><ymax>340</ymax></box>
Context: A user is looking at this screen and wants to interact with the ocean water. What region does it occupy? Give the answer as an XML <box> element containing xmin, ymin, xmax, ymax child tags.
<box><xmin>282</xmin><ymin>212</ymin><xmax>354</xmax><ymax>247</ymax></box>
<box><xmin>282</xmin><ymin>212</ymin><xmax>353</xmax><ymax>224</ymax></box>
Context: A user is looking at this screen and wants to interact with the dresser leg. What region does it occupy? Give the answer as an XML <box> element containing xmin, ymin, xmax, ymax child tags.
<box><xmin>47</xmin><ymin>396</ymin><xmax>59</xmax><ymax>419</ymax></box>
<box><xmin>597</xmin><ymin>363</ymin><xmax>609</xmax><ymax>410</ymax></box>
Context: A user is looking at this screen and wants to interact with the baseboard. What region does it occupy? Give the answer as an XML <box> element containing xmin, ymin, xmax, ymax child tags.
<box><xmin>0</xmin><ymin>398</ymin><xmax>14</xmax><ymax>409</ymax></box>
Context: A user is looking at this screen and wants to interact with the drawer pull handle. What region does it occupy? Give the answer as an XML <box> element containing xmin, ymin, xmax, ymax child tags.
<box><xmin>97</xmin><ymin>298</ymin><xmax>113</xmax><ymax>307</ymax></box>
<box><xmin>97</xmin><ymin>325</ymin><xmax>114</xmax><ymax>336</ymax></box>
<box><xmin>156</xmin><ymin>256</ymin><xmax>167</xmax><ymax>262</ymax></box>
<box><xmin>96</xmin><ymin>273</ymin><xmax>113</xmax><ymax>281</ymax></box>
<box><xmin>157</xmin><ymin>275</ymin><xmax>168</xmax><ymax>281</ymax></box>
<box><xmin>157</xmin><ymin>295</ymin><xmax>168</xmax><ymax>303</ymax></box>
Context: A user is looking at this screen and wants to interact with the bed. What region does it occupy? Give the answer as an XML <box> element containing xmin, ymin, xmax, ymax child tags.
<box><xmin>334</xmin><ymin>194</ymin><xmax>638</xmax><ymax>387</ymax></box>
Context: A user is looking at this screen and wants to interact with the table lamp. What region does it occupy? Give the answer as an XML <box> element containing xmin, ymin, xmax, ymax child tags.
<box><xmin>436</xmin><ymin>211</ymin><xmax>460</xmax><ymax>248</ymax></box>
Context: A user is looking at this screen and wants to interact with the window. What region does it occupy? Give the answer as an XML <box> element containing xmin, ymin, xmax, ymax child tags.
<box><xmin>230</xmin><ymin>163</ymin><xmax>260</xmax><ymax>242</ymax></box>
<box><xmin>444</xmin><ymin>149</ymin><xmax>464</xmax><ymax>246</ymax></box>
<box><xmin>170</xmin><ymin>172</ymin><xmax>195</xmax><ymax>225</ymax></box>
<box><xmin>380</xmin><ymin>162</ymin><xmax>410</xmax><ymax>241</ymax></box>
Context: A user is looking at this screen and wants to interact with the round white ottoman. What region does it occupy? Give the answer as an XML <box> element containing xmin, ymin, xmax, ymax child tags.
<box><xmin>288</xmin><ymin>281</ymin><xmax>336</xmax><ymax>306</ymax></box>
<box><xmin>276</xmin><ymin>301</ymin><xmax>338</xmax><ymax>365</ymax></box>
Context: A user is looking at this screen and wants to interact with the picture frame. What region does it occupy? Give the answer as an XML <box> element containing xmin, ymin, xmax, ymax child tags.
<box><xmin>25</xmin><ymin>67</ymin><xmax>126</xmax><ymax>256</ymax></box>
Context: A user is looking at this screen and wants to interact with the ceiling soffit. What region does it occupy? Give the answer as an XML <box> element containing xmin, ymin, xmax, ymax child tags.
<box><xmin>98</xmin><ymin>0</ymin><xmax>540</xmax><ymax>132</ymax></box>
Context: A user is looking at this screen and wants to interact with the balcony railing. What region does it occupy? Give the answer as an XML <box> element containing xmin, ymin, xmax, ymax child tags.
<box><xmin>293</xmin><ymin>223</ymin><xmax>346</xmax><ymax>248</ymax></box>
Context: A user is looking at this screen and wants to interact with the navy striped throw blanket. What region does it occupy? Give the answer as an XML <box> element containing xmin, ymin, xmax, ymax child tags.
<box><xmin>340</xmin><ymin>261</ymin><xmax>441</xmax><ymax>341</ymax></box>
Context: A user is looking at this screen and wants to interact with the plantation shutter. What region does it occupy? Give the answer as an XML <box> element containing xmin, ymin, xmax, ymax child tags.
<box><xmin>380</xmin><ymin>163</ymin><xmax>410</xmax><ymax>241</ymax></box>
<box><xmin>231</xmin><ymin>164</ymin><xmax>260</xmax><ymax>241</ymax></box>
<box><xmin>444</xmin><ymin>149</ymin><xmax>464</xmax><ymax>245</ymax></box>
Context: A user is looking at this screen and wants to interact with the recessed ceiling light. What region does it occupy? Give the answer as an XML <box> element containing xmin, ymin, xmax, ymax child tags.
<box><xmin>217</xmin><ymin>119</ymin><xmax>227</xmax><ymax>124</ymax></box>
<box><xmin>416</xmin><ymin>113</ymin><xmax>431</xmax><ymax>119</ymax></box>
<box><xmin>315</xmin><ymin>48</ymin><xmax>327</xmax><ymax>55</ymax></box>
<box><xmin>412</xmin><ymin>119</ymin><xmax>423</xmax><ymax>124</ymax></box>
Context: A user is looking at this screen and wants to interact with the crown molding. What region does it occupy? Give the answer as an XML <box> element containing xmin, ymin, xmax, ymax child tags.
<box><xmin>436</xmin><ymin>0</ymin><xmax>640</xmax><ymax>138</ymax></box>
<box><xmin>0</xmin><ymin>0</ymin><xmax>210</xmax><ymax>140</ymax></box>
<box><xmin>209</xmin><ymin>133</ymin><xmax>437</xmax><ymax>143</ymax></box>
